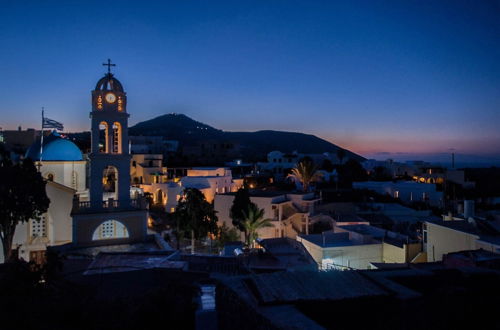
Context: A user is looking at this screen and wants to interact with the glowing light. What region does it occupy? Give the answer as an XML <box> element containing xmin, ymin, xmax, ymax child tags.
<box><xmin>97</xmin><ymin>95</ymin><xmax>103</xmax><ymax>109</ymax></box>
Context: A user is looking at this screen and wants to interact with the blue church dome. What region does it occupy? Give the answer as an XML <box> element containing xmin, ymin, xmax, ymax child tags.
<box><xmin>25</xmin><ymin>131</ymin><xmax>83</xmax><ymax>161</ymax></box>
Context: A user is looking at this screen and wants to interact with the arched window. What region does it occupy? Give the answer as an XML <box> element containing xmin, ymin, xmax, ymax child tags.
<box><xmin>155</xmin><ymin>189</ymin><xmax>165</xmax><ymax>205</ymax></box>
<box><xmin>92</xmin><ymin>220</ymin><xmax>129</xmax><ymax>240</ymax></box>
<box><xmin>46</xmin><ymin>173</ymin><xmax>54</xmax><ymax>181</ymax></box>
<box><xmin>112</xmin><ymin>122</ymin><xmax>122</xmax><ymax>154</ymax></box>
<box><xmin>99</xmin><ymin>121</ymin><xmax>109</xmax><ymax>153</ymax></box>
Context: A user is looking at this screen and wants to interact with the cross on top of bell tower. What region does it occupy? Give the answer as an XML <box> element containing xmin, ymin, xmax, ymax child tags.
<box><xmin>102</xmin><ymin>58</ymin><xmax>116</xmax><ymax>74</ymax></box>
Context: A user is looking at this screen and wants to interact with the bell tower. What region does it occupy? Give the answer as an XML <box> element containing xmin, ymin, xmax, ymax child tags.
<box><xmin>71</xmin><ymin>60</ymin><xmax>148</xmax><ymax>247</ymax></box>
<box><xmin>89</xmin><ymin>59</ymin><xmax>130</xmax><ymax>208</ymax></box>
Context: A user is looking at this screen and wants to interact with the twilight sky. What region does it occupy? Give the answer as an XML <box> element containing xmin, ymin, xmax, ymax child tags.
<box><xmin>1</xmin><ymin>0</ymin><xmax>499</xmax><ymax>161</ymax></box>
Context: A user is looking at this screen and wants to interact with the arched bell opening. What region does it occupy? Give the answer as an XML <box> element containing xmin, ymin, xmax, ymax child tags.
<box><xmin>102</xmin><ymin>165</ymin><xmax>118</xmax><ymax>201</ymax></box>
<box><xmin>112</xmin><ymin>122</ymin><xmax>122</xmax><ymax>154</ymax></box>
<box><xmin>98</xmin><ymin>121</ymin><xmax>109</xmax><ymax>153</ymax></box>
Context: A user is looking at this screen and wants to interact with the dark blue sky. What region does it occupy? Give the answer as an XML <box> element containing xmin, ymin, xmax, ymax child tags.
<box><xmin>1</xmin><ymin>0</ymin><xmax>499</xmax><ymax>160</ymax></box>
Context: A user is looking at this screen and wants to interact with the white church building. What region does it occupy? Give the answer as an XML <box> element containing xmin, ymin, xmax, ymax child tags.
<box><xmin>4</xmin><ymin>131</ymin><xmax>86</xmax><ymax>263</ymax></box>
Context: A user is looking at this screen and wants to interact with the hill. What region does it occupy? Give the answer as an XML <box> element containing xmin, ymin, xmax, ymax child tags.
<box><xmin>129</xmin><ymin>113</ymin><xmax>364</xmax><ymax>162</ymax></box>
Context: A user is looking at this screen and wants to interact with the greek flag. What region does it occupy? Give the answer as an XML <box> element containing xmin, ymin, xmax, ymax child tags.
<box><xmin>42</xmin><ymin>117</ymin><xmax>64</xmax><ymax>131</ymax></box>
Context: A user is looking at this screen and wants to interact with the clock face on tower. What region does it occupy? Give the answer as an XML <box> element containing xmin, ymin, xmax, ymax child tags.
<box><xmin>105</xmin><ymin>93</ymin><xmax>116</xmax><ymax>103</ymax></box>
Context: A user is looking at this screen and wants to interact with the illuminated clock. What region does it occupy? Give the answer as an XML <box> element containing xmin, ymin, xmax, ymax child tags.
<box><xmin>105</xmin><ymin>93</ymin><xmax>116</xmax><ymax>103</ymax></box>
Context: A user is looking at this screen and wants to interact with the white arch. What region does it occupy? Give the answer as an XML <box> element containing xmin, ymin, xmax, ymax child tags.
<box><xmin>92</xmin><ymin>220</ymin><xmax>129</xmax><ymax>240</ymax></box>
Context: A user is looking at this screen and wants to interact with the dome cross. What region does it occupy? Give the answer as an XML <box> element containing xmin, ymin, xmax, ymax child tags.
<box><xmin>102</xmin><ymin>59</ymin><xmax>116</xmax><ymax>74</ymax></box>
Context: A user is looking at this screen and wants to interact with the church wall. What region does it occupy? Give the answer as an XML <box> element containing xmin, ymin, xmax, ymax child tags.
<box><xmin>6</xmin><ymin>181</ymin><xmax>75</xmax><ymax>263</ymax></box>
<box><xmin>46</xmin><ymin>182</ymin><xmax>75</xmax><ymax>244</ymax></box>
<box><xmin>40</xmin><ymin>161</ymin><xmax>86</xmax><ymax>192</ymax></box>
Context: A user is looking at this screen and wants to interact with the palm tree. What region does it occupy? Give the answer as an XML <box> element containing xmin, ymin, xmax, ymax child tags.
<box><xmin>241</xmin><ymin>204</ymin><xmax>273</xmax><ymax>247</ymax></box>
<box><xmin>287</xmin><ymin>159</ymin><xmax>323</xmax><ymax>192</ymax></box>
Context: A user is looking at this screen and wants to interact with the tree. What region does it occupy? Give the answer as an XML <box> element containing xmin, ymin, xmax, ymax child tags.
<box><xmin>287</xmin><ymin>159</ymin><xmax>323</xmax><ymax>192</ymax></box>
<box><xmin>213</xmin><ymin>223</ymin><xmax>241</xmax><ymax>250</ymax></box>
<box><xmin>337</xmin><ymin>159</ymin><xmax>368</xmax><ymax>188</ymax></box>
<box><xmin>0</xmin><ymin>148</ymin><xmax>50</xmax><ymax>262</ymax></box>
<box><xmin>174</xmin><ymin>188</ymin><xmax>218</xmax><ymax>254</ymax></box>
<box><xmin>229</xmin><ymin>188</ymin><xmax>255</xmax><ymax>231</ymax></box>
<box><xmin>240</xmin><ymin>204</ymin><xmax>273</xmax><ymax>247</ymax></box>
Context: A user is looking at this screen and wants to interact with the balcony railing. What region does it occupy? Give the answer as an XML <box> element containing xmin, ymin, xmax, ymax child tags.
<box><xmin>72</xmin><ymin>196</ymin><xmax>148</xmax><ymax>213</ymax></box>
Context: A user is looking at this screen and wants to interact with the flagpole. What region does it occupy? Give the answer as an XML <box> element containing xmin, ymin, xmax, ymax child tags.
<box><xmin>40</xmin><ymin>107</ymin><xmax>45</xmax><ymax>164</ymax></box>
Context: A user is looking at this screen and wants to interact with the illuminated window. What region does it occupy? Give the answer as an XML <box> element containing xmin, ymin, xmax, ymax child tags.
<box><xmin>92</xmin><ymin>220</ymin><xmax>129</xmax><ymax>240</ymax></box>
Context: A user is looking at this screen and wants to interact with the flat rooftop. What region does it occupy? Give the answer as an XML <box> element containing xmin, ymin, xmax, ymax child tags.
<box><xmin>299</xmin><ymin>232</ymin><xmax>356</xmax><ymax>248</ymax></box>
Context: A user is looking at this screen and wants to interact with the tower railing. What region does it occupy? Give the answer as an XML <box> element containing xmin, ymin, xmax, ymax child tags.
<box><xmin>72</xmin><ymin>195</ymin><xmax>148</xmax><ymax>213</ymax></box>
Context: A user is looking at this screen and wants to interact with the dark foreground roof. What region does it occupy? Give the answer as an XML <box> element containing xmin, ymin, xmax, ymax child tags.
<box><xmin>230</xmin><ymin>270</ymin><xmax>389</xmax><ymax>305</ymax></box>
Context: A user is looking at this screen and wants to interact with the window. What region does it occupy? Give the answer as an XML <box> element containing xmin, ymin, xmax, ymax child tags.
<box><xmin>47</xmin><ymin>173</ymin><xmax>54</xmax><ymax>181</ymax></box>
<box><xmin>30</xmin><ymin>216</ymin><xmax>47</xmax><ymax>238</ymax></box>
<box><xmin>101</xmin><ymin>221</ymin><xmax>114</xmax><ymax>238</ymax></box>
<box><xmin>92</xmin><ymin>220</ymin><xmax>129</xmax><ymax>240</ymax></box>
